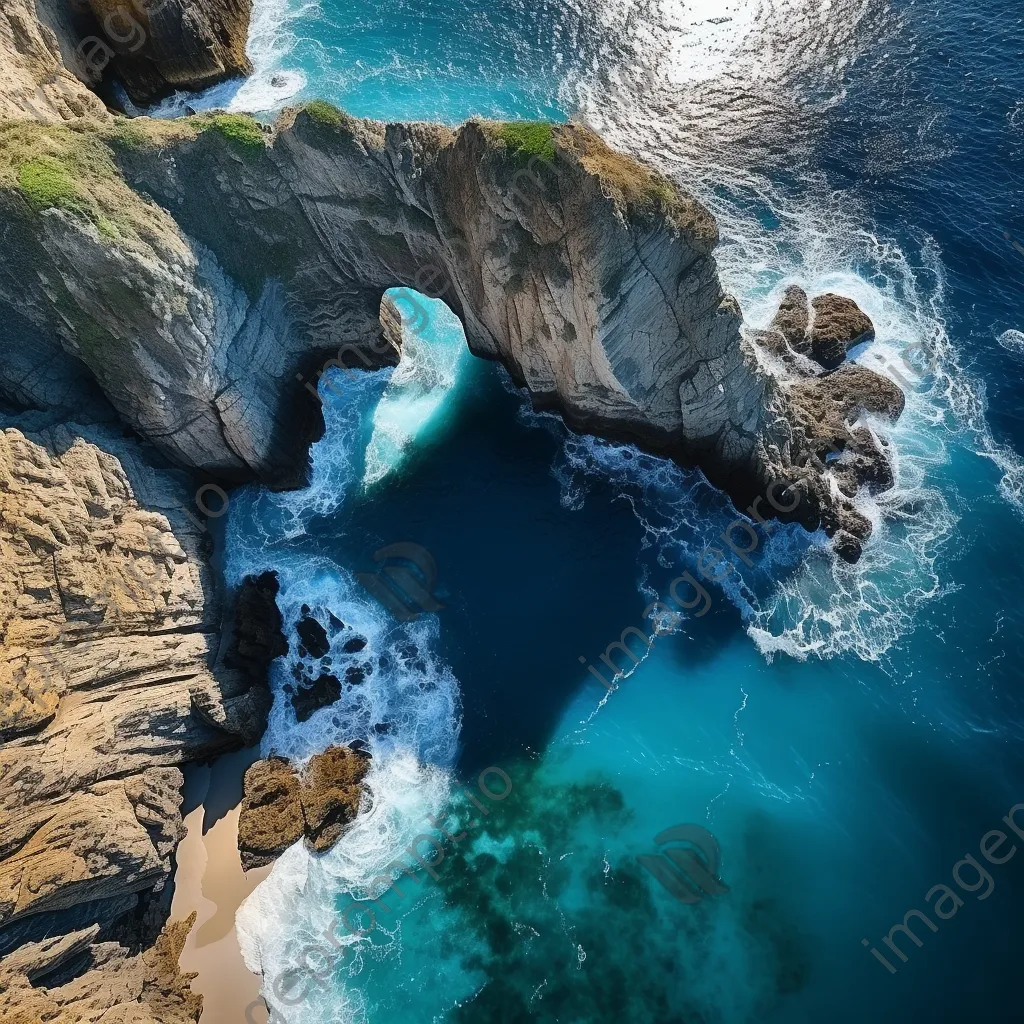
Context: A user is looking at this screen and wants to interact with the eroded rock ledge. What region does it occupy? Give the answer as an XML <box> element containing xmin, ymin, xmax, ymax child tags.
<box><xmin>0</xmin><ymin>423</ymin><xmax>274</xmax><ymax>1021</ymax></box>
<box><xmin>0</xmin><ymin>107</ymin><xmax>903</xmax><ymax>556</ymax></box>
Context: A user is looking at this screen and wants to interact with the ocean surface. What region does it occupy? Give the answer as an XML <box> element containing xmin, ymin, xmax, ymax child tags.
<box><xmin>179</xmin><ymin>1</ymin><xmax>1024</xmax><ymax>1020</ymax></box>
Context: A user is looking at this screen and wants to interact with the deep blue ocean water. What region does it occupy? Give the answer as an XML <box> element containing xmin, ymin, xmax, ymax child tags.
<box><xmin>181</xmin><ymin>1</ymin><xmax>1024</xmax><ymax>1021</ymax></box>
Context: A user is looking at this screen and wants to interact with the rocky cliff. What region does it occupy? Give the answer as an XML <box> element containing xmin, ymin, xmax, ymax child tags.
<box><xmin>84</xmin><ymin>0</ymin><xmax>253</xmax><ymax>106</ymax></box>
<box><xmin>0</xmin><ymin>422</ymin><xmax>271</xmax><ymax>1020</ymax></box>
<box><xmin>0</xmin><ymin>0</ymin><xmax>253</xmax><ymax>119</ymax></box>
<box><xmin>0</xmin><ymin>0</ymin><xmax>109</xmax><ymax>122</ymax></box>
<box><xmin>0</xmin><ymin>107</ymin><xmax>902</xmax><ymax>554</ymax></box>
<box><xmin>0</xmin><ymin>914</ymin><xmax>202</xmax><ymax>1024</ymax></box>
<box><xmin>0</xmin><ymin>5</ymin><xmax>907</xmax><ymax>1016</ymax></box>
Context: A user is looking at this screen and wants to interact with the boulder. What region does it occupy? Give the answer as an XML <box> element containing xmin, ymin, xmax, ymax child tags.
<box><xmin>770</xmin><ymin>284</ymin><xmax>812</xmax><ymax>355</ymax></box>
<box><xmin>808</xmin><ymin>293</ymin><xmax>875</xmax><ymax>369</ymax></box>
<box><xmin>291</xmin><ymin>671</ymin><xmax>342</xmax><ymax>722</ymax></box>
<box><xmin>237</xmin><ymin>746</ymin><xmax>370</xmax><ymax>869</ymax></box>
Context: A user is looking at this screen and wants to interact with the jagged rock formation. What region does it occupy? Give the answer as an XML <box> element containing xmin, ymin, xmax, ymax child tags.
<box><xmin>770</xmin><ymin>285</ymin><xmax>875</xmax><ymax>370</ymax></box>
<box><xmin>237</xmin><ymin>746</ymin><xmax>371</xmax><ymax>869</ymax></box>
<box><xmin>752</xmin><ymin>291</ymin><xmax>904</xmax><ymax>560</ymax></box>
<box><xmin>0</xmin><ymin>423</ymin><xmax>275</xmax><ymax>1012</ymax></box>
<box><xmin>83</xmin><ymin>0</ymin><xmax>253</xmax><ymax>105</ymax></box>
<box><xmin>223</xmin><ymin>570</ymin><xmax>289</xmax><ymax>681</ymax></box>
<box><xmin>0</xmin><ymin>108</ymin><xmax>902</xmax><ymax>552</ymax></box>
<box><xmin>0</xmin><ymin>914</ymin><xmax>201</xmax><ymax>1024</ymax></box>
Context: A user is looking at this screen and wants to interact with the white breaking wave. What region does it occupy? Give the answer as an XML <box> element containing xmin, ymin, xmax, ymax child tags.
<box><xmin>148</xmin><ymin>0</ymin><xmax>311</xmax><ymax>116</ymax></box>
<box><xmin>238</xmin><ymin>755</ymin><xmax>452</xmax><ymax>1024</ymax></box>
<box><xmin>999</xmin><ymin>329</ymin><xmax>1024</xmax><ymax>358</ymax></box>
<box><xmin>363</xmin><ymin>290</ymin><xmax>468</xmax><ymax>490</ymax></box>
<box><xmin>229</xmin><ymin>360</ymin><xmax>464</xmax><ymax>1022</ymax></box>
<box><xmin>544</xmin><ymin>0</ymin><xmax>1024</xmax><ymax>662</ymax></box>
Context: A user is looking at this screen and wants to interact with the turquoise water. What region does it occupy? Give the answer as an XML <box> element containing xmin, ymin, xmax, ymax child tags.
<box><xmin>195</xmin><ymin>0</ymin><xmax>1024</xmax><ymax>1020</ymax></box>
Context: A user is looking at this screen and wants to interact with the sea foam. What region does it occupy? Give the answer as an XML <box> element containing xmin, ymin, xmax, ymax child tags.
<box><xmin>231</xmin><ymin>349</ymin><xmax>465</xmax><ymax>1020</ymax></box>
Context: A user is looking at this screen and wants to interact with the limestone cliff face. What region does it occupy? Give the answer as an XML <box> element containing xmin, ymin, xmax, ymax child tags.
<box><xmin>0</xmin><ymin>915</ymin><xmax>202</xmax><ymax>1024</ymax></box>
<box><xmin>0</xmin><ymin>0</ymin><xmax>108</xmax><ymax>122</ymax></box>
<box><xmin>0</xmin><ymin>108</ymin><xmax>900</xmax><ymax>551</ymax></box>
<box><xmin>0</xmin><ymin>422</ymin><xmax>271</xmax><ymax>1016</ymax></box>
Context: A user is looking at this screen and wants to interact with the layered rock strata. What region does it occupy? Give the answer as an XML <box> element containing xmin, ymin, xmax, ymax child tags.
<box><xmin>237</xmin><ymin>746</ymin><xmax>371</xmax><ymax>870</ymax></box>
<box><xmin>0</xmin><ymin>914</ymin><xmax>201</xmax><ymax>1024</ymax></box>
<box><xmin>0</xmin><ymin>109</ymin><xmax>903</xmax><ymax>553</ymax></box>
<box><xmin>0</xmin><ymin>423</ymin><xmax>273</xmax><ymax>1018</ymax></box>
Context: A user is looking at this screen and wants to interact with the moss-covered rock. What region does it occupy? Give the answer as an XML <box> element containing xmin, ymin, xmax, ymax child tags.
<box><xmin>0</xmin><ymin>120</ymin><xmax>172</xmax><ymax>242</ymax></box>
<box><xmin>202</xmin><ymin>113</ymin><xmax>266</xmax><ymax>154</ymax></box>
<box><xmin>495</xmin><ymin>120</ymin><xmax>557</xmax><ymax>163</ymax></box>
<box><xmin>16</xmin><ymin>155</ymin><xmax>82</xmax><ymax>212</ymax></box>
<box><xmin>303</xmin><ymin>99</ymin><xmax>347</xmax><ymax>129</ymax></box>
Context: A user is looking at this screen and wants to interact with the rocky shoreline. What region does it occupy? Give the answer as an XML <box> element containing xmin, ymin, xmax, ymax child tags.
<box><xmin>0</xmin><ymin>1</ymin><xmax>907</xmax><ymax>1020</ymax></box>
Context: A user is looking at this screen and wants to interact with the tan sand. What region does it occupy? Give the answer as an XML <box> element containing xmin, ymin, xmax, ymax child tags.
<box><xmin>171</xmin><ymin>746</ymin><xmax>274</xmax><ymax>1024</ymax></box>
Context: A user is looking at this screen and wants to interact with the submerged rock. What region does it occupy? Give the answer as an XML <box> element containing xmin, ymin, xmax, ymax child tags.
<box><xmin>237</xmin><ymin>746</ymin><xmax>370</xmax><ymax>869</ymax></box>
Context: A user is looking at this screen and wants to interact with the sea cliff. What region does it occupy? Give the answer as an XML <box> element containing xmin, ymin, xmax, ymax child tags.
<box><xmin>0</xmin><ymin>107</ymin><xmax>900</xmax><ymax>551</ymax></box>
<box><xmin>0</xmin><ymin>2</ymin><xmax>905</xmax><ymax>1020</ymax></box>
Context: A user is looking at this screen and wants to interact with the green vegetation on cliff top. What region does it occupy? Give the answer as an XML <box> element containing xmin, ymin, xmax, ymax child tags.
<box><xmin>203</xmin><ymin>113</ymin><xmax>266</xmax><ymax>153</ymax></box>
<box><xmin>0</xmin><ymin>121</ymin><xmax>176</xmax><ymax>244</ymax></box>
<box><xmin>302</xmin><ymin>100</ymin><xmax>346</xmax><ymax>128</ymax></box>
<box><xmin>496</xmin><ymin>121</ymin><xmax>556</xmax><ymax>163</ymax></box>
<box><xmin>17</xmin><ymin>155</ymin><xmax>83</xmax><ymax>213</ymax></box>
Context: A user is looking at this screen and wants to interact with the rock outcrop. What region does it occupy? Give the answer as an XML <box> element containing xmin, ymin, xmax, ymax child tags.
<box><xmin>237</xmin><ymin>746</ymin><xmax>371</xmax><ymax>870</ymax></box>
<box><xmin>0</xmin><ymin>0</ymin><xmax>109</xmax><ymax>122</ymax></box>
<box><xmin>0</xmin><ymin>0</ymin><xmax>909</xmax><ymax>1015</ymax></box>
<box><xmin>0</xmin><ymin>914</ymin><xmax>201</xmax><ymax>1024</ymax></box>
<box><xmin>754</xmin><ymin>292</ymin><xmax>904</xmax><ymax>560</ymax></box>
<box><xmin>0</xmin><ymin>0</ymin><xmax>253</xmax><ymax>118</ymax></box>
<box><xmin>0</xmin><ymin>423</ymin><xmax>275</xmax><ymax>1009</ymax></box>
<box><xmin>771</xmin><ymin>285</ymin><xmax>875</xmax><ymax>370</ymax></box>
<box><xmin>83</xmin><ymin>0</ymin><xmax>253</xmax><ymax>106</ymax></box>
<box><xmin>0</xmin><ymin>108</ymin><xmax>903</xmax><ymax>551</ymax></box>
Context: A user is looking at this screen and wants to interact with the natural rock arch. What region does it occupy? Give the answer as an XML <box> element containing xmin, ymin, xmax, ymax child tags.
<box><xmin>0</xmin><ymin>108</ymin><xmax>902</xmax><ymax>556</ymax></box>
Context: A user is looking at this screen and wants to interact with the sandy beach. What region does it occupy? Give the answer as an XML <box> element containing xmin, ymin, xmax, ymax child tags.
<box><xmin>170</xmin><ymin>746</ymin><xmax>274</xmax><ymax>1024</ymax></box>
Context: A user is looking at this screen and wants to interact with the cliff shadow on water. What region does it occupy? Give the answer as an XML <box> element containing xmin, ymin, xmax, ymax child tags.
<box><xmin>297</xmin><ymin>335</ymin><xmax>752</xmax><ymax>775</ymax></box>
